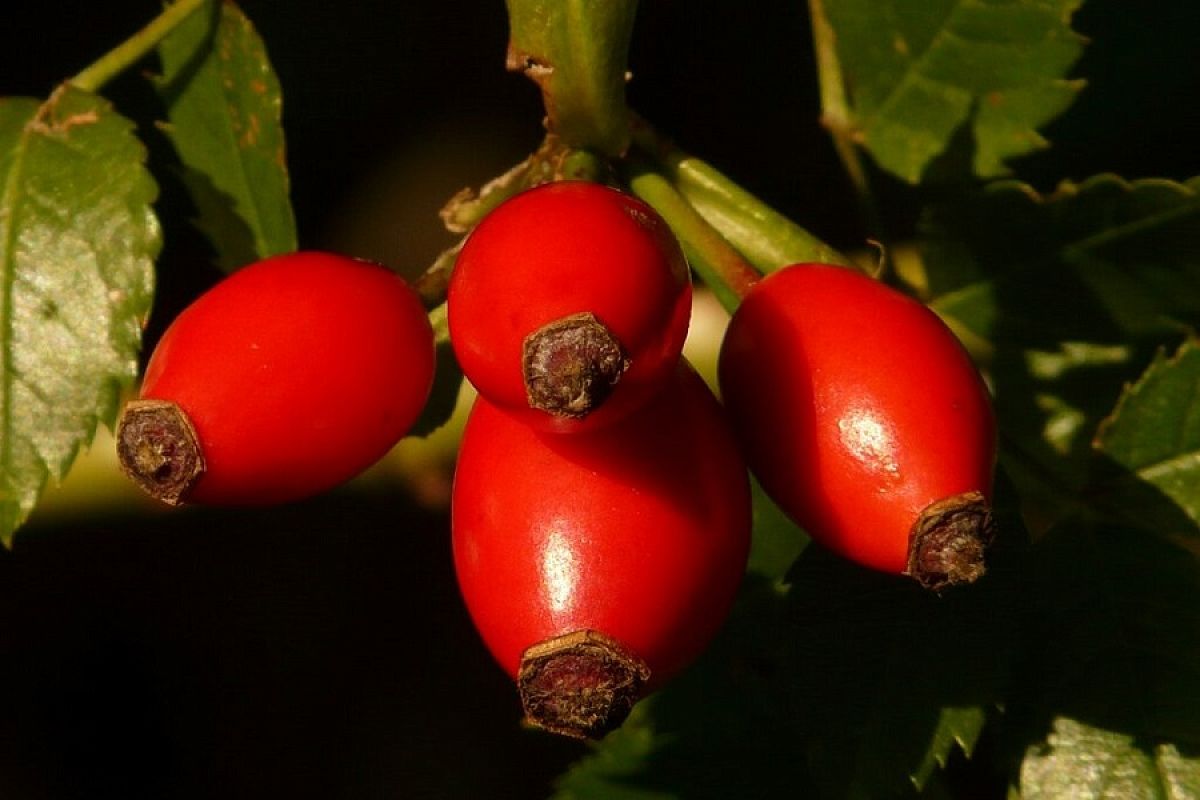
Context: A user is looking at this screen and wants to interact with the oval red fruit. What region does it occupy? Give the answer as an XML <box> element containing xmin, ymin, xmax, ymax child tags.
<box><xmin>448</xmin><ymin>181</ymin><xmax>692</xmax><ymax>433</ymax></box>
<box><xmin>718</xmin><ymin>263</ymin><xmax>996</xmax><ymax>590</ymax></box>
<box><xmin>118</xmin><ymin>251</ymin><xmax>435</xmax><ymax>506</ymax></box>
<box><xmin>452</xmin><ymin>364</ymin><xmax>750</xmax><ymax>737</ymax></box>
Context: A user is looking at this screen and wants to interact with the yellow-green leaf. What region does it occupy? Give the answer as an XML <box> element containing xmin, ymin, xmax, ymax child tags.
<box><xmin>1016</xmin><ymin>523</ymin><xmax>1200</xmax><ymax>798</ymax></box>
<box><xmin>816</xmin><ymin>0</ymin><xmax>1085</xmax><ymax>183</ymax></box>
<box><xmin>0</xmin><ymin>86</ymin><xmax>158</xmax><ymax>545</ymax></box>
<box><xmin>155</xmin><ymin>0</ymin><xmax>295</xmax><ymax>271</ymax></box>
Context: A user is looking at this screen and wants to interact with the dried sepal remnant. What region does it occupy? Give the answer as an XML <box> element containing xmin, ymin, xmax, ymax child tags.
<box><xmin>906</xmin><ymin>491</ymin><xmax>995</xmax><ymax>591</ymax></box>
<box><xmin>116</xmin><ymin>399</ymin><xmax>206</xmax><ymax>506</ymax></box>
<box><xmin>518</xmin><ymin>629</ymin><xmax>650</xmax><ymax>740</ymax></box>
<box><xmin>523</xmin><ymin>312</ymin><xmax>630</xmax><ymax>418</ymax></box>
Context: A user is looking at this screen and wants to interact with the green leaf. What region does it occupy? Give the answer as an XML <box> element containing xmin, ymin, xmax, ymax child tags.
<box><xmin>1022</xmin><ymin>719</ymin><xmax>1200</xmax><ymax>799</ymax></box>
<box><xmin>0</xmin><ymin>86</ymin><xmax>159</xmax><ymax>545</ymax></box>
<box><xmin>1092</xmin><ymin>338</ymin><xmax>1200</xmax><ymax>536</ymax></box>
<box><xmin>505</xmin><ymin>0</ymin><xmax>638</xmax><ymax>157</ymax></box>
<box><xmin>552</xmin><ymin>578</ymin><xmax>805</xmax><ymax>800</ymax></box>
<box><xmin>745</xmin><ymin>476</ymin><xmax>808</xmax><ymax>584</ymax></box>
<box><xmin>554</xmin><ymin>479</ymin><xmax>1027</xmax><ymax>798</ymax></box>
<box><xmin>815</xmin><ymin>0</ymin><xmax>1085</xmax><ymax>183</ymax></box>
<box><xmin>925</xmin><ymin>176</ymin><xmax>1200</xmax><ymax>330</ymax></box>
<box><xmin>155</xmin><ymin>0</ymin><xmax>296</xmax><ymax>271</ymax></box>
<box><xmin>923</xmin><ymin>175</ymin><xmax>1200</xmax><ymax>529</ymax></box>
<box><xmin>1012</xmin><ymin>523</ymin><xmax>1200</xmax><ymax>798</ymax></box>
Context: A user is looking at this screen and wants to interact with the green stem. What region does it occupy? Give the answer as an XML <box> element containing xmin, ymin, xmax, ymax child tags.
<box><xmin>807</xmin><ymin>0</ymin><xmax>883</xmax><ymax>243</ymax></box>
<box><xmin>622</xmin><ymin>156</ymin><xmax>760</xmax><ymax>314</ymax></box>
<box><xmin>71</xmin><ymin>0</ymin><xmax>209</xmax><ymax>93</ymax></box>
<box><xmin>631</xmin><ymin>116</ymin><xmax>855</xmax><ymax>272</ymax></box>
<box><xmin>505</xmin><ymin>0</ymin><xmax>639</xmax><ymax>157</ymax></box>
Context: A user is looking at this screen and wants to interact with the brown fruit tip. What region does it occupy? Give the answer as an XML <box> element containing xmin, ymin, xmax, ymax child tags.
<box><xmin>115</xmin><ymin>399</ymin><xmax>205</xmax><ymax>506</ymax></box>
<box><xmin>522</xmin><ymin>312</ymin><xmax>630</xmax><ymax>419</ymax></box>
<box><xmin>518</xmin><ymin>629</ymin><xmax>650</xmax><ymax>740</ymax></box>
<box><xmin>905</xmin><ymin>491</ymin><xmax>995</xmax><ymax>592</ymax></box>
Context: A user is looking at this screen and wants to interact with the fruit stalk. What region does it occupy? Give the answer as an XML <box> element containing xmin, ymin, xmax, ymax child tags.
<box><xmin>622</xmin><ymin>156</ymin><xmax>759</xmax><ymax>313</ymax></box>
<box><xmin>71</xmin><ymin>0</ymin><xmax>209</xmax><ymax>93</ymax></box>
<box><xmin>504</xmin><ymin>0</ymin><xmax>639</xmax><ymax>157</ymax></box>
<box><xmin>630</xmin><ymin>116</ymin><xmax>854</xmax><ymax>272</ymax></box>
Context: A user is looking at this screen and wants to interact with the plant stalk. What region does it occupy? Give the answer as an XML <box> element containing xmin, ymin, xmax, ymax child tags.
<box><xmin>622</xmin><ymin>157</ymin><xmax>760</xmax><ymax>314</ymax></box>
<box><xmin>72</xmin><ymin>0</ymin><xmax>210</xmax><ymax>93</ymax></box>
<box><xmin>807</xmin><ymin>0</ymin><xmax>883</xmax><ymax>243</ymax></box>
<box><xmin>505</xmin><ymin>0</ymin><xmax>639</xmax><ymax>157</ymax></box>
<box><xmin>631</xmin><ymin>116</ymin><xmax>854</xmax><ymax>272</ymax></box>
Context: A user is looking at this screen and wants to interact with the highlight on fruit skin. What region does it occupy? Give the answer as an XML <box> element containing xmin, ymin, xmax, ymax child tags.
<box><xmin>718</xmin><ymin>262</ymin><xmax>997</xmax><ymax>590</ymax></box>
<box><xmin>451</xmin><ymin>362</ymin><xmax>751</xmax><ymax>738</ymax></box>
<box><xmin>117</xmin><ymin>250</ymin><xmax>436</xmax><ymax>507</ymax></box>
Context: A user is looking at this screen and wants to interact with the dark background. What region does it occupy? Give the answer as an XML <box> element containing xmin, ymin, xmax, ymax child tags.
<box><xmin>1</xmin><ymin>1</ymin><xmax>1199</xmax><ymax>797</ymax></box>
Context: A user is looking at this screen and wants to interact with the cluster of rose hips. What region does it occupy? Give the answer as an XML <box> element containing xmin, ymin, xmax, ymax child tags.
<box><xmin>447</xmin><ymin>182</ymin><xmax>751</xmax><ymax>738</ymax></box>
<box><xmin>116</xmin><ymin>179</ymin><xmax>996</xmax><ymax>741</ymax></box>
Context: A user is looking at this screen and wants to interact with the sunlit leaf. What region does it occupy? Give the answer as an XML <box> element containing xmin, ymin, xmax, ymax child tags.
<box><xmin>155</xmin><ymin>0</ymin><xmax>295</xmax><ymax>271</ymax></box>
<box><xmin>0</xmin><ymin>85</ymin><xmax>158</xmax><ymax>544</ymax></box>
<box><xmin>815</xmin><ymin>0</ymin><xmax>1085</xmax><ymax>182</ymax></box>
<box><xmin>1013</xmin><ymin>523</ymin><xmax>1200</xmax><ymax>798</ymax></box>
<box><xmin>1022</xmin><ymin>718</ymin><xmax>1200</xmax><ymax>800</ymax></box>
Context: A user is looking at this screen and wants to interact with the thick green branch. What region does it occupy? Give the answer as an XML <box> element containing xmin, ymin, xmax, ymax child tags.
<box><xmin>505</xmin><ymin>0</ymin><xmax>638</xmax><ymax>157</ymax></box>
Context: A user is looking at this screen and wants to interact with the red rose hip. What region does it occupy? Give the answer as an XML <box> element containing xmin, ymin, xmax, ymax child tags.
<box><xmin>447</xmin><ymin>181</ymin><xmax>692</xmax><ymax>433</ymax></box>
<box><xmin>718</xmin><ymin>263</ymin><xmax>996</xmax><ymax>590</ymax></box>
<box><xmin>117</xmin><ymin>251</ymin><xmax>435</xmax><ymax>506</ymax></box>
<box><xmin>452</xmin><ymin>364</ymin><xmax>750</xmax><ymax>738</ymax></box>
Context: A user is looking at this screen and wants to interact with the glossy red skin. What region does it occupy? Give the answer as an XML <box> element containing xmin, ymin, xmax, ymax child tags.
<box><xmin>140</xmin><ymin>251</ymin><xmax>435</xmax><ymax>505</ymax></box>
<box><xmin>718</xmin><ymin>263</ymin><xmax>996</xmax><ymax>576</ymax></box>
<box><xmin>452</xmin><ymin>365</ymin><xmax>750</xmax><ymax>688</ymax></box>
<box><xmin>447</xmin><ymin>181</ymin><xmax>692</xmax><ymax>433</ymax></box>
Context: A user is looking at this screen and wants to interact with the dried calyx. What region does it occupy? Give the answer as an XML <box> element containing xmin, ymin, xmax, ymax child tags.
<box><xmin>518</xmin><ymin>629</ymin><xmax>650</xmax><ymax>739</ymax></box>
<box><xmin>522</xmin><ymin>312</ymin><xmax>630</xmax><ymax>418</ymax></box>
<box><xmin>115</xmin><ymin>399</ymin><xmax>205</xmax><ymax>506</ymax></box>
<box><xmin>905</xmin><ymin>491</ymin><xmax>995</xmax><ymax>592</ymax></box>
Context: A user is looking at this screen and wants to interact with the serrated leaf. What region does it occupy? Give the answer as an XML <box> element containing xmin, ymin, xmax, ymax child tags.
<box><xmin>552</xmin><ymin>579</ymin><xmax>806</xmax><ymax>800</ymax></box>
<box><xmin>923</xmin><ymin>175</ymin><xmax>1200</xmax><ymax>529</ymax></box>
<box><xmin>816</xmin><ymin>0</ymin><xmax>1085</xmax><ymax>183</ymax></box>
<box><xmin>0</xmin><ymin>85</ymin><xmax>158</xmax><ymax>545</ymax></box>
<box><xmin>155</xmin><ymin>0</ymin><xmax>295</xmax><ymax>271</ymax></box>
<box><xmin>554</xmin><ymin>478</ymin><xmax>1026</xmax><ymax>799</ymax></box>
<box><xmin>1022</xmin><ymin>719</ymin><xmax>1200</xmax><ymax>799</ymax></box>
<box><xmin>925</xmin><ymin>176</ymin><xmax>1200</xmax><ymax>327</ymax></box>
<box><xmin>783</xmin><ymin>538</ymin><xmax>1018</xmax><ymax>799</ymax></box>
<box><xmin>1013</xmin><ymin>523</ymin><xmax>1200</xmax><ymax>798</ymax></box>
<box><xmin>1092</xmin><ymin>338</ymin><xmax>1200</xmax><ymax>536</ymax></box>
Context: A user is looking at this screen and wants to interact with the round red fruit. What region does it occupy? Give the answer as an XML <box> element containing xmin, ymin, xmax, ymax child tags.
<box><xmin>718</xmin><ymin>263</ymin><xmax>996</xmax><ymax>590</ymax></box>
<box><xmin>117</xmin><ymin>251</ymin><xmax>435</xmax><ymax>506</ymax></box>
<box><xmin>447</xmin><ymin>181</ymin><xmax>692</xmax><ymax>433</ymax></box>
<box><xmin>452</xmin><ymin>364</ymin><xmax>750</xmax><ymax>738</ymax></box>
